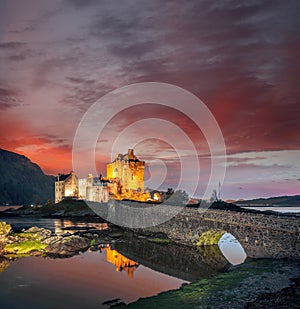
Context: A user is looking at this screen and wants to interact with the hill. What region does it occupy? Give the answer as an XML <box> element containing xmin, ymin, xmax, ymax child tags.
<box><xmin>235</xmin><ymin>195</ymin><xmax>300</xmax><ymax>206</ymax></box>
<box><xmin>0</xmin><ymin>148</ymin><xmax>55</xmax><ymax>205</ymax></box>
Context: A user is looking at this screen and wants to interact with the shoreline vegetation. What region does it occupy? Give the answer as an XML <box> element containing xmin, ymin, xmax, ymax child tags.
<box><xmin>124</xmin><ymin>259</ymin><xmax>300</xmax><ymax>308</ymax></box>
<box><xmin>0</xmin><ymin>221</ymin><xmax>110</xmax><ymax>259</ymax></box>
<box><xmin>0</xmin><ymin>200</ymin><xmax>299</xmax><ymax>307</ymax></box>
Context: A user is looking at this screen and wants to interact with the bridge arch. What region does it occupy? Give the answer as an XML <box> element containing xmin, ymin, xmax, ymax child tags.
<box><xmin>142</xmin><ymin>207</ymin><xmax>300</xmax><ymax>259</ymax></box>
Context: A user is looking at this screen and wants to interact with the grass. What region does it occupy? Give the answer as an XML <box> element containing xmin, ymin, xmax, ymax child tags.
<box><xmin>12</xmin><ymin>232</ymin><xmax>40</xmax><ymax>240</ymax></box>
<box><xmin>4</xmin><ymin>240</ymin><xmax>47</xmax><ymax>255</ymax></box>
<box><xmin>89</xmin><ymin>239</ymin><xmax>96</xmax><ymax>246</ymax></box>
<box><xmin>126</xmin><ymin>259</ymin><xmax>296</xmax><ymax>308</ymax></box>
<box><xmin>148</xmin><ymin>238</ymin><xmax>171</xmax><ymax>244</ymax></box>
<box><xmin>196</xmin><ymin>229</ymin><xmax>226</xmax><ymax>246</ymax></box>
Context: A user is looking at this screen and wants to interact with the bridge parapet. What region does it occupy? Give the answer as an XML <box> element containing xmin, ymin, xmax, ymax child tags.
<box><xmin>140</xmin><ymin>208</ymin><xmax>300</xmax><ymax>259</ymax></box>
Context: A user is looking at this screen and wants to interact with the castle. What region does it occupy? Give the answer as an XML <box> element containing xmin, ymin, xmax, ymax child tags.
<box><xmin>55</xmin><ymin>171</ymin><xmax>79</xmax><ymax>203</ymax></box>
<box><xmin>55</xmin><ymin>149</ymin><xmax>153</xmax><ymax>203</ymax></box>
<box><xmin>106</xmin><ymin>149</ymin><xmax>145</xmax><ymax>195</ymax></box>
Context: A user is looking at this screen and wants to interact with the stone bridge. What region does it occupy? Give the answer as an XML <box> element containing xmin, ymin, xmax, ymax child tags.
<box><xmin>137</xmin><ymin>207</ymin><xmax>300</xmax><ymax>260</ymax></box>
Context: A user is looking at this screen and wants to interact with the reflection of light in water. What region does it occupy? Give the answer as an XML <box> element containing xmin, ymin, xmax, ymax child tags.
<box><xmin>218</xmin><ymin>233</ymin><xmax>247</xmax><ymax>265</ymax></box>
<box><xmin>54</xmin><ymin>219</ymin><xmax>108</xmax><ymax>235</ymax></box>
<box><xmin>103</xmin><ymin>246</ymin><xmax>139</xmax><ymax>278</ymax></box>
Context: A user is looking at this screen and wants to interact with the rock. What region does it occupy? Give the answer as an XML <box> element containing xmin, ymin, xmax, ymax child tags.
<box><xmin>42</xmin><ymin>235</ymin><xmax>63</xmax><ymax>245</ymax></box>
<box><xmin>0</xmin><ymin>222</ymin><xmax>11</xmax><ymax>237</ymax></box>
<box><xmin>104</xmin><ymin>226</ymin><xmax>124</xmax><ymax>238</ymax></box>
<box><xmin>0</xmin><ymin>257</ymin><xmax>10</xmax><ymax>273</ymax></box>
<box><xmin>107</xmin><ymin>232</ymin><xmax>123</xmax><ymax>238</ymax></box>
<box><xmin>81</xmin><ymin>233</ymin><xmax>94</xmax><ymax>239</ymax></box>
<box><xmin>85</xmin><ymin>229</ymin><xmax>106</xmax><ymax>236</ymax></box>
<box><xmin>51</xmin><ymin>211</ymin><xmax>65</xmax><ymax>216</ymax></box>
<box><xmin>0</xmin><ymin>224</ymin><xmax>94</xmax><ymax>258</ymax></box>
<box><xmin>45</xmin><ymin>235</ymin><xmax>90</xmax><ymax>255</ymax></box>
<box><xmin>23</xmin><ymin>227</ymin><xmax>52</xmax><ymax>240</ymax></box>
<box><xmin>153</xmin><ymin>232</ymin><xmax>169</xmax><ymax>240</ymax></box>
<box><xmin>0</xmin><ymin>222</ymin><xmax>12</xmax><ymax>253</ymax></box>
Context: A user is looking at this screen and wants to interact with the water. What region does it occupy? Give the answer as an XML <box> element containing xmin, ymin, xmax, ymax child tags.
<box><xmin>0</xmin><ymin>205</ymin><xmax>23</xmax><ymax>211</ymax></box>
<box><xmin>242</xmin><ymin>206</ymin><xmax>300</xmax><ymax>213</ymax></box>
<box><xmin>1</xmin><ymin>217</ymin><xmax>108</xmax><ymax>235</ymax></box>
<box><xmin>0</xmin><ymin>218</ymin><xmax>247</xmax><ymax>308</ymax></box>
<box><xmin>0</xmin><ymin>250</ymin><xmax>188</xmax><ymax>308</ymax></box>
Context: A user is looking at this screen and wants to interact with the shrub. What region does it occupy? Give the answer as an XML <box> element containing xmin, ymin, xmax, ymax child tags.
<box><xmin>164</xmin><ymin>190</ymin><xmax>189</xmax><ymax>206</ymax></box>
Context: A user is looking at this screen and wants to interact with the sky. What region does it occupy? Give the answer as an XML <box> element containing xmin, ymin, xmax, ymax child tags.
<box><xmin>0</xmin><ymin>0</ymin><xmax>299</xmax><ymax>199</ymax></box>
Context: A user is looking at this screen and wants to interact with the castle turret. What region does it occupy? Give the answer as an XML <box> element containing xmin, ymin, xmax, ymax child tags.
<box><xmin>87</xmin><ymin>173</ymin><xmax>93</xmax><ymax>186</ymax></box>
<box><xmin>128</xmin><ymin>149</ymin><xmax>134</xmax><ymax>160</ymax></box>
<box><xmin>106</xmin><ymin>149</ymin><xmax>145</xmax><ymax>196</ymax></box>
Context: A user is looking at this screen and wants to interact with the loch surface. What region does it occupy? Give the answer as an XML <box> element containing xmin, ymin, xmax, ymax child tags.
<box><xmin>0</xmin><ymin>217</ymin><xmax>242</xmax><ymax>308</ymax></box>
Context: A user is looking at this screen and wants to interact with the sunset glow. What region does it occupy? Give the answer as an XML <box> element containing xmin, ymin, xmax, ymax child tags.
<box><xmin>0</xmin><ymin>0</ymin><xmax>299</xmax><ymax>199</ymax></box>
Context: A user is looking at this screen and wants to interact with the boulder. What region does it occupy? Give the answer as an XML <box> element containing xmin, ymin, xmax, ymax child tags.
<box><xmin>0</xmin><ymin>222</ymin><xmax>11</xmax><ymax>237</ymax></box>
<box><xmin>45</xmin><ymin>235</ymin><xmax>90</xmax><ymax>255</ymax></box>
<box><xmin>0</xmin><ymin>222</ymin><xmax>11</xmax><ymax>253</ymax></box>
<box><xmin>23</xmin><ymin>227</ymin><xmax>53</xmax><ymax>241</ymax></box>
<box><xmin>42</xmin><ymin>235</ymin><xmax>63</xmax><ymax>246</ymax></box>
<box><xmin>0</xmin><ymin>257</ymin><xmax>10</xmax><ymax>273</ymax></box>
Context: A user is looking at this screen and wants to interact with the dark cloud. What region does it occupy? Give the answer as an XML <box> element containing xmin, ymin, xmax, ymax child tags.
<box><xmin>8</xmin><ymin>54</ymin><xmax>27</xmax><ymax>61</ymax></box>
<box><xmin>0</xmin><ymin>41</ymin><xmax>30</xmax><ymax>63</ymax></box>
<box><xmin>8</xmin><ymin>25</ymin><xmax>35</xmax><ymax>34</ymax></box>
<box><xmin>66</xmin><ymin>76</ymin><xmax>96</xmax><ymax>85</ymax></box>
<box><xmin>62</xmin><ymin>77</ymin><xmax>112</xmax><ymax>111</ymax></box>
<box><xmin>35</xmin><ymin>133</ymin><xmax>69</xmax><ymax>145</ymax></box>
<box><xmin>56</xmin><ymin>0</ymin><xmax>300</xmax><ymax>154</ymax></box>
<box><xmin>0</xmin><ymin>87</ymin><xmax>23</xmax><ymax>110</ymax></box>
<box><xmin>0</xmin><ymin>41</ymin><xmax>26</xmax><ymax>49</ymax></box>
<box><xmin>66</xmin><ymin>0</ymin><xmax>99</xmax><ymax>8</ymax></box>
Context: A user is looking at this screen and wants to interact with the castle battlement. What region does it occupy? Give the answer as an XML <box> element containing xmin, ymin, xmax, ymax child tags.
<box><xmin>106</xmin><ymin>149</ymin><xmax>145</xmax><ymax>194</ymax></box>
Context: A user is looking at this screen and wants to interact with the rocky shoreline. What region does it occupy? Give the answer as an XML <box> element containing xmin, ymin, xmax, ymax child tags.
<box><xmin>0</xmin><ymin>200</ymin><xmax>99</xmax><ymax>219</ymax></box>
<box><xmin>124</xmin><ymin>258</ymin><xmax>300</xmax><ymax>308</ymax></box>
<box><xmin>0</xmin><ymin>220</ymin><xmax>127</xmax><ymax>261</ymax></box>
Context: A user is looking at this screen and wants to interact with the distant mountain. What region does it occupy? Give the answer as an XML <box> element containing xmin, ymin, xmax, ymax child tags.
<box><xmin>235</xmin><ymin>195</ymin><xmax>300</xmax><ymax>206</ymax></box>
<box><xmin>0</xmin><ymin>148</ymin><xmax>55</xmax><ymax>205</ymax></box>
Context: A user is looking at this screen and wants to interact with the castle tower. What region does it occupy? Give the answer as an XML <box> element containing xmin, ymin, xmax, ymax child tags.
<box><xmin>128</xmin><ymin>149</ymin><xmax>134</xmax><ymax>160</ymax></box>
<box><xmin>106</xmin><ymin>149</ymin><xmax>145</xmax><ymax>195</ymax></box>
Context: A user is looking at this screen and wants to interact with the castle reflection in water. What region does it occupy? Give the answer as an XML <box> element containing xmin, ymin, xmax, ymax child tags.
<box><xmin>102</xmin><ymin>245</ymin><xmax>139</xmax><ymax>278</ymax></box>
<box><xmin>54</xmin><ymin>220</ymin><xmax>139</xmax><ymax>277</ymax></box>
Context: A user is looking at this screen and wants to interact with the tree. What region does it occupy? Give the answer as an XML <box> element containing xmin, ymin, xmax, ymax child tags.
<box><xmin>166</xmin><ymin>188</ymin><xmax>174</xmax><ymax>198</ymax></box>
<box><xmin>165</xmin><ymin>189</ymin><xmax>189</xmax><ymax>206</ymax></box>
<box><xmin>210</xmin><ymin>189</ymin><xmax>218</xmax><ymax>202</ymax></box>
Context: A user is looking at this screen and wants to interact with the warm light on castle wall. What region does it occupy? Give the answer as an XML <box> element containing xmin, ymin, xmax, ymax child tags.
<box><xmin>64</xmin><ymin>189</ymin><xmax>72</xmax><ymax>196</ymax></box>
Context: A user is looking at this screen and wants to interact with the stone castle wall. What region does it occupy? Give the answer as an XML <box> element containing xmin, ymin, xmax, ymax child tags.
<box><xmin>106</xmin><ymin>149</ymin><xmax>145</xmax><ymax>193</ymax></box>
<box><xmin>55</xmin><ymin>172</ymin><xmax>78</xmax><ymax>203</ymax></box>
<box><xmin>86</xmin><ymin>185</ymin><xmax>109</xmax><ymax>203</ymax></box>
